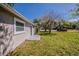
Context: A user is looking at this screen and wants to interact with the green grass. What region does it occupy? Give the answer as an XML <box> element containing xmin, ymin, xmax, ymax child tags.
<box><xmin>10</xmin><ymin>31</ymin><xmax>79</xmax><ymax>56</ymax></box>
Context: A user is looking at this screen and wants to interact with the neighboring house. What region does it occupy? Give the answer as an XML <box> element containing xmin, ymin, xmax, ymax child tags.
<box><xmin>68</xmin><ymin>18</ymin><xmax>79</xmax><ymax>22</ymax></box>
<box><xmin>0</xmin><ymin>4</ymin><xmax>40</xmax><ymax>56</ymax></box>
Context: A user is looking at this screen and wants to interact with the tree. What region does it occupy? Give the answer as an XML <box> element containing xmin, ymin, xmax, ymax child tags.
<box><xmin>7</xmin><ymin>3</ymin><xmax>15</xmax><ymax>8</ymax></box>
<box><xmin>56</xmin><ymin>20</ymin><xmax>70</xmax><ymax>31</ymax></box>
<box><xmin>75</xmin><ymin>21</ymin><xmax>79</xmax><ymax>30</ymax></box>
<box><xmin>33</xmin><ymin>18</ymin><xmax>41</xmax><ymax>34</ymax></box>
<box><xmin>70</xmin><ymin>4</ymin><xmax>79</xmax><ymax>30</ymax></box>
<box><xmin>40</xmin><ymin>11</ymin><xmax>61</xmax><ymax>33</ymax></box>
<box><xmin>70</xmin><ymin>4</ymin><xmax>79</xmax><ymax>17</ymax></box>
<box><xmin>40</xmin><ymin>16</ymin><xmax>49</xmax><ymax>32</ymax></box>
<box><xmin>47</xmin><ymin>11</ymin><xmax>61</xmax><ymax>33</ymax></box>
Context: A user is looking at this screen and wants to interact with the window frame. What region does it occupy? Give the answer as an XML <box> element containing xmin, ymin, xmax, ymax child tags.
<box><xmin>14</xmin><ymin>17</ymin><xmax>25</xmax><ymax>34</ymax></box>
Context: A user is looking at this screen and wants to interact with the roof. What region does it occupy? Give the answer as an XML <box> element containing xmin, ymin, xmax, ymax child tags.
<box><xmin>0</xmin><ymin>3</ymin><xmax>35</xmax><ymax>26</ymax></box>
<box><xmin>68</xmin><ymin>18</ymin><xmax>79</xmax><ymax>22</ymax></box>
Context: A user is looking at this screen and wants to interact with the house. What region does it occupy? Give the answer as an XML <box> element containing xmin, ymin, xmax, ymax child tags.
<box><xmin>68</xmin><ymin>18</ymin><xmax>79</xmax><ymax>22</ymax></box>
<box><xmin>0</xmin><ymin>3</ymin><xmax>40</xmax><ymax>56</ymax></box>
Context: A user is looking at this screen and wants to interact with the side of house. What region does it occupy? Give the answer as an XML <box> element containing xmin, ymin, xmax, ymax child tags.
<box><xmin>0</xmin><ymin>4</ymin><xmax>40</xmax><ymax>56</ymax></box>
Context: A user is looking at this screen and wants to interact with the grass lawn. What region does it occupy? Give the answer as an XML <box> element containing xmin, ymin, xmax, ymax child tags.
<box><xmin>10</xmin><ymin>31</ymin><xmax>79</xmax><ymax>56</ymax></box>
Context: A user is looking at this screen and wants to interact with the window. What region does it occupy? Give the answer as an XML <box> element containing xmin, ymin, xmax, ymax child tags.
<box><xmin>14</xmin><ymin>18</ymin><xmax>25</xmax><ymax>34</ymax></box>
<box><xmin>16</xmin><ymin>21</ymin><xmax>24</xmax><ymax>31</ymax></box>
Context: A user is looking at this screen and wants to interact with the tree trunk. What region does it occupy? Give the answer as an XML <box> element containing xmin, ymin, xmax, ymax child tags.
<box><xmin>49</xmin><ymin>28</ymin><xmax>51</xmax><ymax>34</ymax></box>
<box><xmin>45</xmin><ymin>28</ymin><xmax>47</xmax><ymax>32</ymax></box>
<box><xmin>49</xmin><ymin>24</ymin><xmax>52</xmax><ymax>34</ymax></box>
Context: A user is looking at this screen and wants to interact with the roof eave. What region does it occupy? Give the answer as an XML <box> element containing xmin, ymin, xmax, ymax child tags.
<box><xmin>0</xmin><ymin>3</ymin><xmax>35</xmax><ymax>26</ymax></box>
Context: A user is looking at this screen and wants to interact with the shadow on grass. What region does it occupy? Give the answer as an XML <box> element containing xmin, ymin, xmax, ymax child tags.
<box><xmin>39</xmin><ymin>31</ymin><xmax>57</xmax><ymax>36</ymax></box>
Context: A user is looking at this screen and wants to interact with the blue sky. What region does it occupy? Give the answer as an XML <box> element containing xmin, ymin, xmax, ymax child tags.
<box><xmin>14</xmin><ymin>3</ymin><xmax>76</xmax><ymax>21</ymax></box>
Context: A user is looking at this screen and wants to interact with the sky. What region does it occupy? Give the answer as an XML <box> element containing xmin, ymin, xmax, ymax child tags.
<box><xmin>14</xmin><ymin>3</ymin><xmax>76</xmax><ymax>22</ymax></box>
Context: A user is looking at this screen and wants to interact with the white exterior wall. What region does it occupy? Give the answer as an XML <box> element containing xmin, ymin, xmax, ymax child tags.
<box><xmin>12</xmin><ymin>17</ymin><xmax>32</xmax><ymax>51</ymax></box>
<box><xmin>32</xmin><ymin>27</ymin><xmax>35</xmax><ymax>35</ymax></box>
